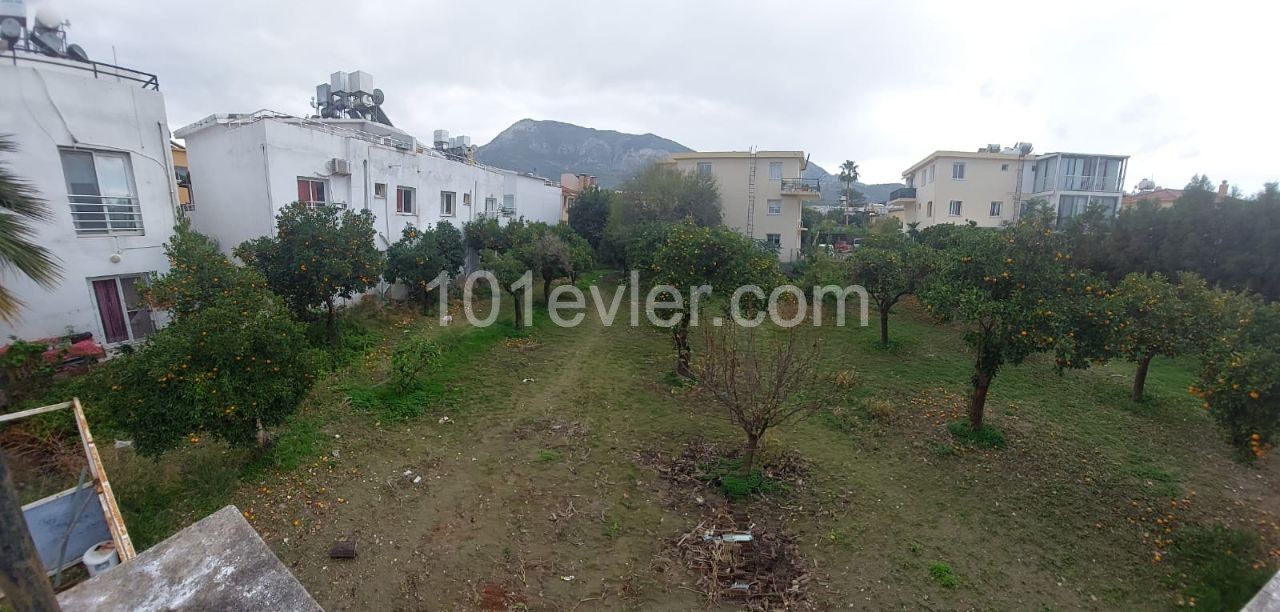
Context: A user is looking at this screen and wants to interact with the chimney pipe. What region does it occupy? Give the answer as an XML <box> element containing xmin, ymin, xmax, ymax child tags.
<box><xmin>1217</xmin><ymin>180</ymin><xmax>1228</xmax><ymax>201</ymax></box>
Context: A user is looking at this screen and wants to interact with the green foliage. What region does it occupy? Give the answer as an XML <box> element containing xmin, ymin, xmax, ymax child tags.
<box><xmin>1109</xmin><ymin>273</ymin><xmax>1217</xmax><ymax>361</ymax></box>
<box><xmin>848</xmin><ymin>242</ymin><xmax>935</xmax><ymax>344</ymax></box>
<box><xmin>1169</xmin><ymin>524</ymin><xmax>1274</xmax><ymax>611</ymax></box>
<box><xmin>617</xmin><ymin>163</ymin><xmax>722</xmax><ymax>227</ymax></box>
<box><xmin>1195</xmin><ymin>295</ymin><xmax>1280</xmax><ymax>458</ymax></box>
<box><xmin>147</xmin><ymin>223</ymin><xmax>267</xmax><ymax>318</ymax></box>
<box><xmin>567</xmin><ymin>185</ymin><xmax>611</xmax><ymax>250</ymax></box>
<box><xmin>480</xmin><ymin>247</ymin><xmax>531</xmax><ymax>329</ymax></box>
<box><xmin>462</xmin><ymin>216</ymin><xmax>514</xmax><ymax>253</ymax></box>
<box><xmin>383</xmin><ymin>221</ymin><xmax>465</xmax><ymax>312</ymax></box>
<box><xmin>536</xmin><ymin>449</ymin><xmax>562</xmax><ymax>462</ymax></box>
<box><xmin>0</xmin><ymin>338</ymin><xmax>56</xmax><ymax>402</ymax></box>
<box><xmin>105</xmin><ymin>229</ymin><xmax>318</xmax><ymax>456</ymax></box>
<box><xmin>928</xmin><ymin>562</ymin><xmax>959</xmax><ymax>588</ymax></box>
<box><xmin>391</xmin><ymin>336</ymin><xmax>442</xmax><ymax>391</ymax></box>
<box><xmin>234</xmin><ymin>203</ymin><xmax>381</xmax><ymax>335</ymax></box>
<box><xmin>0</xmin><ymin>135</ymin><xmax>62</xmax><ymax>323</ymax></box>
<box><xmin>946</xmin><ymin>421</ymin><xmax>1006</xmax><ymax>448</ymax></box>
<box><xmin>705</xmin><ymin>458</ymin><xmax>781</xmax><ymax>500</ymax></box>
<box><xmin>795</xmin><ymin>252</ymin><xmax>849</xmax><ymax>294</ymax></box>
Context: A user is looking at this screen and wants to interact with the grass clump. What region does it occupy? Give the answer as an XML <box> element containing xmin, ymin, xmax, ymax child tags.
<box><xmin>1170</xmin><ymin>524</ymin><xmax>1274</xmax><ymax>611</ymax></box>
<box><xmin>946</xmin><ymin>421</ymin><xmax>1006</xmax><ymax>448</ymax></box>
<box><xmin>705</xmin><ymin>458</ymin><xmax>782</xmax><ymax>500</ymax></box>
<box><xmin>929</xmin><ymin>561</ymin><xmax>959</xmax><ymax>588</ymax></box>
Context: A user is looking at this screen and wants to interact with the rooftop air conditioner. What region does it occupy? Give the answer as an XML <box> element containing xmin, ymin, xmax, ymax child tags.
<box><xmin>329</xmin><ymin>158</ymin><xmax>352</xmax><ymax>175</ymax></box>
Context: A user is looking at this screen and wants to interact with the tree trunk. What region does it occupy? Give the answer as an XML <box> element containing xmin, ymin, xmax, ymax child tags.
<box><xmin>541</xmin><ymin>277</ymin><xmax>552</xmax><ymax>307</ymax></box>
<box><xmin>673</xmin><ymin>319</ymin><xmax>691</xmax><ymax>378</ymax></box>
<box><xmin>1132</xmin><ymin>353</ymin><xmax>1154</xmax><ymax>402</ymax></box>
<box><xmin>740</xmin><ymin>432</ymin><xmax>761</xmax><ymax>476</ymax></box>
<box><xmin>879</xmin><ymin>310</ymin><xmax>890</xmax><ymax>346</ymax></box>
<box><xmin>969</xmin><ymin>370</ymin><xmax>992</xmax><ymax>431</ymax></box>
<box><xmin>0</xmin><ymin>452</ymin><xmax>60</xmax><ymax>611</ymax></box>
<box><xmin>326</xmin><ymin>298</ymin><xmax>337</xmax><ymax>346</ymax></box>
<box><xmin>255</xmin><ymin>417</ymin><xmax>269</xmax><ymax>450</ymax></box>
<box><xmin>512</xmin><ymin>292</ymin><xmax>524</xmax><ymax>330</ymax></box>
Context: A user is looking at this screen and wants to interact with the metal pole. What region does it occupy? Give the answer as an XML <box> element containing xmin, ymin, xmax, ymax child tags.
<box><xmin>0</xmin><ymin>451</ymin><xmax>62</xmax><ymax>611</ymax></box>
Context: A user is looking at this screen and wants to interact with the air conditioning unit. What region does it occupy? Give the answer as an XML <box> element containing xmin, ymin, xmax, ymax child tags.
<box><xmin>329</xmin><ymin>158</ymin><xmax>351</xmax><ymax>175</ymax></box>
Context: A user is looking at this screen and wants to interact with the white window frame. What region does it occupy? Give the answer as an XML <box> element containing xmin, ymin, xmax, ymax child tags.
<box><xmin>949</xmin><ymin>200</ymin><xmax>963</xmax><ymax>216</ymax></box>
<box><xmin>60</xmin><ymin>148</ymin><xmax>143</xmax><ymax>237</ymax></box>
<box><xmin>484</xmin><ymin>196</ymin><xmax>497</xmax><ymax>214</ymax></box>
<box><xmin>768</xmin><ymin>162</ymin><xmax>783</xmax><ymax>180</ymax></box>
<box><xmin>440</xmin><ymin>191</ymin><xmax>456</xmax><ymax>217</ymax></box>
<box><xmin>926</xmin><ymin>201</ymin><xmax>933</xmax><ymax>217</ymax></box>
<box><xmin>396</xmin><ymin>186</ymin><xmax>415</xmax><ymax>215</ymax></box>
<box><xmin>952</xmin><ymin>162</ymin><xmax>966</xmax><ymax>180</ymax></box>
<box><xmin>767</xmin><ymin>199</ymin><xmax>782</xmax><ymax>215</ymax></box>
<box><xmin>88</xmin><ymin>273</ymin><xmax>156</xmax><ymax>344</ymax></box>
<box><xmin>989</xmin><ymin>201</ymin><xmax>1002</xmax><ymax>216</ymax></box>
<box><xmin>765</xmin><ymin>233</ymin><xmax>781</xmax><ymax>247</ymax></box>
<box><xmin>374</xmin><ymin>182</ymin><xmax>387</xmax><ymax>198</ymax></box>
<box><xmin>696</xmin><ymin>162</ymin><xmax>712</xmax><ymax>176</ymax></box>
<box><xmin>297</xmin><ymin>177</ymin><xmax>330</xmax><ymax>209</ymax></box>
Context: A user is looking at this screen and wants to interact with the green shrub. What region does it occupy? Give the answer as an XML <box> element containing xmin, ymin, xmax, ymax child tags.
<box><xmin>1170</xmin><ymin>525</ymin><xmax>1274</xmax><ymax>611</ymax></box>
<box><xmin>947</xmin><ymin>421</ymin><xmax>1006</xmax><ymax>448</ymax></box>
<box><xmin>704</xmin><ymin>458</ymin><xmax>782</xmax><ymax>500</ymax></box>
<box><xmin>929</xmin><ymin>562</ymin><xmax>959</xmax><ymax>588</ymax></box>
<box><xmin>0</xmin><ymin>338</ymin><xmax>57</xmax><ymax>404</ymax></box>
<box><xmin>391</xmin><ymin>337</ymin><xmax>442</xmax><ymax>391</ymax></box>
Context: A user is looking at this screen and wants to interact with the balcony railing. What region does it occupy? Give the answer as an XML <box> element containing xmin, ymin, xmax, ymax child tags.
<box><xmin>889</xmin><ymin>187</ymin><xmax>917</xmax><ymax>201</ymax></box>
<box><xmin>69</xmin><ymin>195</ymin><xmax>144</xmax><ymax>236</ymax></box>
<box><xmin>780</xmin><ymin>178</ymin><xmax>821</xmax><ymax>194</ymax></box>
<box><xmin>1060</xmin><ymin>175</ymin><xmax>1121</xmax><ymax>192</ymax></box>
<box><xmin>5</xmin><ymin>42</ymin><xmax>159</xmax><ymax>90</ymax></box>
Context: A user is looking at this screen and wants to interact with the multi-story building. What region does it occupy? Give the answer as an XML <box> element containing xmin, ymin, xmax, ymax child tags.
<box><xmin>888</xmin><ymin>144</ymin><xmax>1128</xmax><ymax>229</ymax></box>
<box><xmin>0</xmin><ymin>18</ymin><xmax>177</xmax><ymax>345</ymax></box>
<box><xmin>560</xmin><ymin>173</ymin><xmax>597</xmax><ymax>222</ymax></box>
<box><xmin>659</xmin><ymin>151</ymin><xmax>818</xmax><ymax>262</ymax></box>
<box><xmin>175</xmin><ymin>72</ymin><xmax>562</xmax><ymax>257</ymax></box>
<box><xmin>172</xmin><ymin>141</ymin><xmax>194</xmax><ymax>212</ymax></box>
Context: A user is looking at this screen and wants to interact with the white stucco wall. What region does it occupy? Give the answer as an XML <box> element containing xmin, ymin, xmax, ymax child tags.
<box><xmin>178</xmin><ymin>116</ymin><xmax>564</xmax><ymax>257</ymax></box>
<box><xmin>0</xmin><ymin>58</ymin><xmax>177</xmax><ymax>342</ymax></box>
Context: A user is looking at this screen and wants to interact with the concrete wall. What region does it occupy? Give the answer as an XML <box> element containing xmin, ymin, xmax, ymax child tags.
<box><xmin>180</xmin><ymin>117</ymin><xmax>563</xmax><ymax>258</ymax></box>
<box><xmin>664</xmin><ymin>153</ymin><xmax>808</xmax><ymax>262</ymax></box>
<box><xmin>0</xmin><ymin>59</ymin><xmax>177</xmax><ymax>342</ymax></box>
<box><xmin>901</xmin><ymin>153</ymin><xmax>1027</xmax><ymax>229</ymax></box>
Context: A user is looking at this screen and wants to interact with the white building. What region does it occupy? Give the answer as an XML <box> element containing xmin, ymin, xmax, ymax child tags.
<box><xmin>175</xmin><ymin>75</ymin><xmax>561</xmax><ymax>256</ymax></box>
<box><xmin>888</xmin><ymin>144</ymin><xmax>1127</xmax><ymax>229</ymax></box>
<box><xmin>0</xmin><ymin>23</ymin><xmax>177</xmax><ymax>345</ymax></box>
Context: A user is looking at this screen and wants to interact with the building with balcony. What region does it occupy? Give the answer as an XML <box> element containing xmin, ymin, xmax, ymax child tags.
<box><xmin>888</xmin><ymin>144</ymin><xmax>1128</xmax><ymax>229</ymax></box>
<box><xmin>658</xmin><ymin>151</ymin><xmax>816</xmax><ymax>262</ymax></box>
<box><xmin>560</xmin><ymin>172</ymin><xmax>597</xmax><ymax>222</ymax></box>
<box><xmin>174</xmin><ymin>72</ymin><xmax>562</xmax><ymax>258</ymax></box>
<box><xmin>0</xmin><ymin>30</ymin><xmax>178</xmax><ymax>345</ymax></box>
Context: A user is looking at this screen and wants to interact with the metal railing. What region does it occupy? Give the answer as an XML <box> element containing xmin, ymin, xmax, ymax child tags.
<box><xmin>889</xmin><ymin>187</ymin><xmax>917</xmax><ymax>201</ymax></box>
<box><xmin>780</xmin><ymin>178</ymin><xmax>821</xmax><ymax>193</ymax></box>
<box><xmin>4</xmin><ymin>43</ymin><xmax>159</xmax><ymax>90</ymax></box>
<box><xmin>302</xmin><ymin>200</ymin><xmax>346</xmax><ymax>209</ymax></box>
<box><xmin>1060</xmin><ymin>175</ymin><xmax>1121</xmax><ymax>192</ymax></box>
<box><xmin>69</xmin><ymin>195</ymin><xmax>144</xmax><ymax>236</ymax></box>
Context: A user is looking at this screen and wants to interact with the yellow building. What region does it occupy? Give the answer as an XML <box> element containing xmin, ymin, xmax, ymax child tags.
<box><xmin>171</xmin><ymin>141</ymin><xmax>193</xmax><ymax>211</ymax></box>
<box><xmin>658</xmin><ymin>151</ymin><xmax>817</xmax><ymax>262</ymax></box>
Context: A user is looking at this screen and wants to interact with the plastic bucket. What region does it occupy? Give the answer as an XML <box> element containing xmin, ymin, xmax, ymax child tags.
<box><xmin>82</xmin><ymin>541</ymin><xmax>119</xmax><ymax>576</ymax></box>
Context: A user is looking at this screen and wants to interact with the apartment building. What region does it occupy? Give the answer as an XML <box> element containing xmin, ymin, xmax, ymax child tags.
<box><xmin>560</xmin><ymin>172</ymin><xmax>597</xmax><ymax>222</ymax></box>
<box><xmin>889</xmin><ymin>144</ymin><xmax>1127</xmax><ymax>229</ymax></box>
<box><xmin>174</xmin><ymin>72</ymin><xmax>561</xmax><ymax>257</ymax></box>
<box><xmin>659</xmin><ymin>151</ymin><xmax>818</xmax><ymax>262</ymax></box>
<box><xmin>0</xmin><ymin>21</ymin><xmax>178</xmax><ymax>345</ymax></box>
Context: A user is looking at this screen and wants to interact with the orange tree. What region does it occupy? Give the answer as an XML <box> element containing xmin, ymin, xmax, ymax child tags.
<box><xmin>1108</xmin><ymin>272</ymin><xmax>1218</xmax><ymax>402</ymax></box>
<box><xmin>918</xmin><ymin>213</ymin><xmax>1108</xmax><ymax>435</ymax></box>
<box><xmin>383</xmin><ymin>221</ymin><xmax>465</xmax><ymax>313</ymax></box>
<box><xmin>235</xmin><ymin>203</ymin><xmax>381</xmax><ymax>343</ymax></box>
<box><xmin>847</xmin><ymin>237</ymin><xmax>935</xmax><ymax>345</ymax></box>
<box><xmin>107</xmin><ymin>227</ymin><xmax>316</xmax><ymax>455</ymax></box>
<box><xmin>638</xmin><ymin>221</ymin><xmax>781</xmax><ymax>377</ymax></box>
<box><xmin>1194</xmin><ymin>294</ymin><xmax>1280</xmax><ymax>459</ymax></box>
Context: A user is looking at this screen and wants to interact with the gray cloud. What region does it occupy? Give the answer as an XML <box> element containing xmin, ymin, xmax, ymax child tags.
<box><xmin>53</xmin><ymin>0</ymin><xmax>1278</xmax><ymax>192</ymax></box>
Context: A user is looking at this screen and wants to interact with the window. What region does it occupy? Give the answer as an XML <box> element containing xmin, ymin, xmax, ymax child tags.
<box><xmin>765</xmin><ymin>233</ymin><xmax>781</xmax><ymax>248</ymax></box>
<box><xmin>440</xmin><ymin>191</ymin><xmax>456</xmax><ymax>216</ymax></box>
<box><xmin>485</xmin><ymin>197</ymin><xmax>497</xmax><ymax>214</ymax></box>
<box><xmin>989</xmin><ymin>201</ymin><xmax>1003</xmax><ymax>216</ymax></box>
<box><xmin>463</xmin><ymin>193</ymin><xmax>472</xmax><ymax>206</ymax></box>
<box><xmin>768</xmin><ymin>162</ymin><xmax>783</xmax><ymax>180</ymax></box>
<box><xmin>296</xmin><ymin>178</ymin><xmax>328</xmax><ymax>208</ymax></box>
<box><xmin>926</xmin><ymin>201</ymin><xmax>933</xmax><ymax>217</ymax></box>
<box><xmin>502</xmin><ymin>194</ymin><xmax>515</xmax><ymax>212</ymax></box>
<box><xmin>767</xmin><ymin>199</ymin><xmax>782</xmax><ymax>215</ymax></box>
<box><xmin>928</xmin><ymin>164</ymin><xmax>936</xmax><ymax>184</ymax></box>
<box><xmin>60</xmin><ymin>149</ymin><xmax>142</xmax><ymax>236</ymax></box>
<box><xmin>175</xmin><ymin>166</ymin><xmax>193</xmax><ymax>212</ymax></box>
<box><xmin>374</xmin><ymin>183</ymin><xmax>387</xmax><ymax>198</ymax></box>
<box><xmin>952</xmin><ymin>162</ymin><xmax>966</xmax><ymax>180</ymax></box>
<box><xmin>396</xmin><ymin>186</ymin><xmax>415</xmax><ymax>214</ymax></box>
<box><xmin>949</xmin><ymin>200</ymin><xmax>962</xmax><ymax>216</ymax></box>
<box><xmin>1000</xmin><ymin>164</ymin><xmax>1009</xmax><ymax>171</ymax></box>
<box><xmin>696</xmin><ymin>162</ymin><xmax>712</xmax><ymax>176</ymax></box>
<box><xmin>91</xmin><ymin>274</ymin><xmax>155</xmax><ymax>344</ymax></box>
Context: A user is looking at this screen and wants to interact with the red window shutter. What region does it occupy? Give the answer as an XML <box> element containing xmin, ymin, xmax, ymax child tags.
<box><xmin>396</xmin><ymin>189</ymin><xmax>404</xmax><ymax>213</ymax></box>
<box><xmin>297</xmin><ymin>179</ymin><xmax>309</xmax><ymax>202</ymax></box>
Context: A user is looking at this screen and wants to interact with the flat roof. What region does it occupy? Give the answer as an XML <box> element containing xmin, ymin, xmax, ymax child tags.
<box><xmin>902</xmin><ymin>150</ymin><xmax>1027</xmax><ymax>176</ymax></box>
<box><xmin>668</xmin><ymin>151</ymin><xmax>806</xmax><ymax>160</ymax></box>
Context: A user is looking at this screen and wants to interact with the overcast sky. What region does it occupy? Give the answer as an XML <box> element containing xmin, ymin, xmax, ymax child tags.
<box><xmin>55</xmin><ymin>0</ymin><xmax>1276</xmax><ymax>191</ymax></box>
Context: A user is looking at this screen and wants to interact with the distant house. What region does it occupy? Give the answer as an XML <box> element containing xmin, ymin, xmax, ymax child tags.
<box><xmin>658</xmin><ymin>151</ymin><xmax>817</xmax><ymax>262</ymax></box>
<box><xmin>888</xmin><ymin>144</ymin><xmax>1128</xmax><ymax>229</ymax></box>
<box><xmin>1121</xmin><ymin>187</ymin><xmax>1182</xmax><ymax>210</ymax></box>
<box><xmin>172</xmin><ymin>141</ymin><xmax>194</xmax><ymax>212</ymax></box>
<box><xmin>0</xmin><ymin>21</ymin><xmax>177</xmax><ymax>345</ymax></box>
<box><xmin>560</xmin><ymin>173</ymin><xmax>597</xmax><ymax>222</ymax></box>
<box><xmin>174</xmin><ymin>71</ymin><xmax>562</xmax><ymax>257</ymax></box>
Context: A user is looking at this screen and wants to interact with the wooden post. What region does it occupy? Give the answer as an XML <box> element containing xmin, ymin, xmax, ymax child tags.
<box><xmin>0</xmin><ymin>451</ymin><xmax>62</xmax><ymax>611</ymax></box>
<box><xmin>71</xmin><ymin>398</ymin><xmax>135</xmax><ymax>561</ymax></box>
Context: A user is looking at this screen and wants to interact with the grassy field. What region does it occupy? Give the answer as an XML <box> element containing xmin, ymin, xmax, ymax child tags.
<box><xmin>61</xmin><ymin>283</ymin><xmax>1280</xmax><ymax>610</ymax></box>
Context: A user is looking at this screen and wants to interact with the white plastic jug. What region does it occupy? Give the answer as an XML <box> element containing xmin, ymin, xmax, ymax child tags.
<box><xmin>82</xmin><ymin>541</ymin><xmax>119</xmax><ymax>576</ymax></box>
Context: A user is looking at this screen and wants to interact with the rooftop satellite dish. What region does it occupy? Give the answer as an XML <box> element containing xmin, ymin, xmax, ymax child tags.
<box><xmin>371</xmin><ymin>88</ymin><xmax>385</xmax><ymax>105</ymax></box>
<box><xmin>66</xmin><ymin>43</ymin><xmax>88</xmax><ymax>62</ymax></box>
<box><xmin>0</xmin><ymin>18</ymin><xmax>21</xmax><ymax>43</ymax></box>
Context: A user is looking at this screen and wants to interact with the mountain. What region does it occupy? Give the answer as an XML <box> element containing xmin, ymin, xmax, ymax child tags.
<box><xmin>475</xmin><ymin>119</ymin><xmax>904</xmax><ymax>201</ymax></box>
<box><xmin>475</xmin><ymin>119</ymin><xmax>691</xmax><ymax>187</ymax></box>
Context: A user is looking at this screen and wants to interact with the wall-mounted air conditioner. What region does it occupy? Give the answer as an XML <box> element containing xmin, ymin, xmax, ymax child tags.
<box><xmin>329</xmin><ymin>158</ymin><xmax>352</xmax><ymax>175</ymax></box>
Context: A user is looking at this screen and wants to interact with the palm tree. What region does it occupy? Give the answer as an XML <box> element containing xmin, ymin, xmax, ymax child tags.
<box><xmin>0</xmin><ymin>136</ymin><xmax>61</xmax><ymax>324</ymax></box>
<box><xmin>838</xmin><ymin>160</ymin><xmax>860</xmax><ymax>200</ymax></box>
